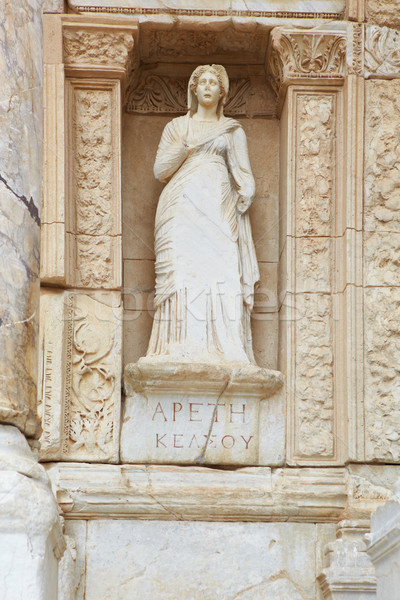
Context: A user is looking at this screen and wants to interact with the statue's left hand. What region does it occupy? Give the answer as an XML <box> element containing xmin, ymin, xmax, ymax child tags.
<box><xmin>237</xmin><ymin>195</ymin><xmax>252</xmax><ymax>214</ymax></box>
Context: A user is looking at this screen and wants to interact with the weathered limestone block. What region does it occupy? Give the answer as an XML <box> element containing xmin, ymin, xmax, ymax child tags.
<box><xmin>367</xmin><ymin>484</ymin><xmax>400</xmax><ymax>599</ymax></box>
<box><xmin>121</xmin><ymin>361</ymin><xmax>283</xmax><ymax>466</ymax></box>
<box><xmin>0</xmin><ymin>425</ymin><xmax>65</xmax><ymax>600</ymax></box>
<box><xmin>39</xmin><ymin>290</ymin><xmax>122</xmax><ymax>462</ymax></box>
<box><xmin>83</xmin><ymin>520</ymin><xmax>320</xmax><ymax>600</ymax></box>
<box><xmin>365</xmin><ymin>1</ymin><xmax>400</xmax><ymax>28</ymax></box>
<box><xmin>365</xmin><ymin>26</ymin><xmax>400</xmax><ymax>79</ymax></box>
<box><xmin>0</xmin><ymin>0</ymin><xmax>44</xmax><ymax>437</ymax></box>
<box><xmin>47</xmin><ymin>463</ymin><xmax>347</xmax><ymax>523</ymax></box>
<box><xmin>365</xmin><ymin>80</ymin><xmax>400</xmax><ymax>232</ymax></box>
<box><xmin>364</xmin><ymin>232</ymin><xmax>400</xmax><ymax>287</ymax></box>
<box><xmin>364</xmin><ymin>288</ymin><xmax>400</xmax><ymax>461</ymax></box>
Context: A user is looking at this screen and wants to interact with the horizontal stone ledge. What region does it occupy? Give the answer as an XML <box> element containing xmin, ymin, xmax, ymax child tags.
<box><xmin>46</xmin><ymin>463</ymin><xmax>346</xmax><ymax>522</ymax></box>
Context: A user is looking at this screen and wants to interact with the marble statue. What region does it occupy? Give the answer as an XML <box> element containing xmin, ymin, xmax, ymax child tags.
<box><xmin>146</xmin><ymin>64</ymin><xmax>259</xmax><ymax>364</ymax></box>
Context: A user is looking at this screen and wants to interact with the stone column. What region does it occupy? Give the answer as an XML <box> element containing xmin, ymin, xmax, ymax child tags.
<box><xmin>0</xmin><ymin>2</ymin><xmax>65</xmax><ymax>598</ymax></box>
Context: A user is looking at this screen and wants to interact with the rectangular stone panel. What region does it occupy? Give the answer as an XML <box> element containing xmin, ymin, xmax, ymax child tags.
<box><xmin>365</xmin><ymin>287</ymin><xmax>400</xmax><ymax>462</ymax></box>
<box><xmin>66</xmin><ymin>79</ymin><xmax>122</xmax><ymax>288</ymax></box>
<box><xmin>365</xmin><ymin>80</ymin><xmax>400</xmax><ymax>233</ymax></box>
<box><xmin>121</xmin><ymin>362</ymin><xmax>283</xmax><ymax>466</ymax></box>
<box><xmin>83</xmin><ymin>520</ymin><xmax>318</xmax><ymax>600</ymax></box>
<box><xmin>39</xmin><ymin>290</ymin><xmax>122</xmax><ymax>462</ymax></box>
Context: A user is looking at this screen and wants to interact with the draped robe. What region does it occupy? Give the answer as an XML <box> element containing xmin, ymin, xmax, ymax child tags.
<box><xmin>146</xmin><ymin>113</ymin><xmax>259</xmax><ymax>364</ymax></box>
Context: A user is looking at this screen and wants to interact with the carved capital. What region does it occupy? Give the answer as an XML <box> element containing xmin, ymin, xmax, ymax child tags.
<box><xmin>63</xmin><ymin>24</ymin><xmax>137</xmax><ymax>75</ymax></box>
<box><xmin>365</xmin><ymin>25</ymin><xmax>400</xmax><ymax>79</ymax></box>
<box><xmin>267</xmin><ymin>28</ymin><xmax>346</xmax><ymax>102</ymax></box>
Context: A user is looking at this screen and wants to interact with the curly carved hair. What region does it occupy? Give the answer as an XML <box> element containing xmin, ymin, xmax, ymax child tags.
<box><xmin>189</xmin><ymin>64</ymin><xmax>228</xmax><ymax>98</ymax></box>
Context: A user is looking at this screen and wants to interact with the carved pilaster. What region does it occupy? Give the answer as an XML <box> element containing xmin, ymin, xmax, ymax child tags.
<box><xmin>267</xmin><ymin>28</ymin><xmax>346</xmax><ymax>110</ymax></box>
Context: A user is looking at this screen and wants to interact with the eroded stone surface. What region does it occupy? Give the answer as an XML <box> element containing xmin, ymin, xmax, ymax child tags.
<box><xmin>365</xmin><ymin>80</ymin><xmax>400</xmax><ymax>232</ymax></box>
<box><xmin>83</xmin><ymin>520</ymin><xmax>317</xmax><ymax>600</ymax></box>
<box><xmin>0</xmin><ymin>0</ymin><xmax>43</xmax><ymax>437</ymax></box>
<box><xmin>365</xmin><ymin>288</ymin><xmax>400</xmax><ymax>461</ymax></box>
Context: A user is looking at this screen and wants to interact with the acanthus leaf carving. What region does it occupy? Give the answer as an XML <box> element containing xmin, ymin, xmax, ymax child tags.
<box><xmin>365</xmin><ymin>25</ymin><xmax>400</xmax><ymax>79</ymax></box>
<box><xmin>126</xmin><ymin>73</ymin><xmax>262</xmax><ymax>117</ymax></box>
<box><xmin>267</xmin><ymin>29</ymin><xmax>346</xmax><ymax>99</ymax></box>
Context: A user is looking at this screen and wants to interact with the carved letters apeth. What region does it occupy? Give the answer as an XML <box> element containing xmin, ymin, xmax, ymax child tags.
<box><xmin>62</xmin><ymin>293</ymin><xmax>121</xmax><ymax>462</ymax></box>
<box><xmin>126</xmin><ymin>74</ymin><xmax>253</xmax><ymax>117</ymax></box>
<box><xmin>63</xmin><ymin>29</ymin><xmax>134</xmax><ymax>67</ymax></box>
<box><xmin>365</xmin><ymin>26</ymin><xmax>400</xmax><ymax>79</ymax></box>
<box><xmin>268</xmin><ymin>29</ymin><xmax>346</xmax><ymax>98</ymax></box>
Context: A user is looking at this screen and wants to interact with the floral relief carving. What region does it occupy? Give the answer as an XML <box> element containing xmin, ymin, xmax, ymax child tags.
<box><xmin>268</xmin><ymin>30</ymin><xmax>346</xmax><ymax>96</ymax></box>
<box><xmin>365</xmin><ymin>81</ymin><xmax>400</xmax><ymax>231</ymax></box>
<box><xmin>63</xmin><ymin>29</ymin><xmax>134</xmax><ymax>67</ymax></box>
<box><xmin>365</xmin><ymin>26</ymin><xmax>400</xmax><ymax>78</ymax></box>
<box><xmin>296</xmin><ymin>94</ymin><xmax>334</xmax><ymax>236</ymax></box>
<box><xmin>365</xmin><ymin>288</ymin><xmax>400</xmax><ymax>461</ymax></box>
<box><xmin>295</xmin><ymin>294</ymin><xmax>334</xmax><ymax>457</ymax></box>
<box><xmin>63</xmin><ymin>294</ymin><xmax>120</xmax><ymax>461</ymax></box>
<box><xmin>71</xmin><ymin>86</ymin><xmax>116</xmax><ymax>286</ymax></box>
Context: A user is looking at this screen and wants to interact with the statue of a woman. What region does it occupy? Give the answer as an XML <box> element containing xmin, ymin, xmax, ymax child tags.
<box><xmin>146</xmin><ymin>64</ymin><xmax>259</xmax><ymax>364</ymax></box>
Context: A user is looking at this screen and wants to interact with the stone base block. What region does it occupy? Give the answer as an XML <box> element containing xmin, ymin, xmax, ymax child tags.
<box><xmin>121</xmin><ymin>360</ymin><xmax>283</xmax><ymax>466</ymax></box>
<box><xmin>121</xmin><ymin>359</ymin><xmax>283</xmax><ymax>465</ymax></box>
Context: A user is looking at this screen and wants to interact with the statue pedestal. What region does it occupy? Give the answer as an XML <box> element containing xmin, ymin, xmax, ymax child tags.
<box><xmin>121</xmin><ymin>360</ymin><xmax>284</xmax><ymax>466</ymax></box>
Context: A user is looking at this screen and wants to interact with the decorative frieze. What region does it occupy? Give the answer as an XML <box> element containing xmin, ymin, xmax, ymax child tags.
<box><xmin>39</xmin><ymin>291</ymin><xmax>122</xmax><ymax>463</ymax></box>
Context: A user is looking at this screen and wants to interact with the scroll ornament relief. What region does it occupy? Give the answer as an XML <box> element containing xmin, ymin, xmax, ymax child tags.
<box><xmin>63</xmin><ymin>294</ymin><xmax>120</xmax><ymax>461</ymax></box>
<box><xmin>72</xmin><ymin>87</ymin><xmax>115</xmax><ymax>287</ymax></box>
<box><xmin>63</xmin><ymin>29</ymin><xmax>134</xmax><ymax>67</ymax></box>
<box><xmin>365</xmin><ymin>80</ymin><xmax>400</xmax><ymax>231</ymax></box>
<box><xmin>365</xmin><ymin>26</ymin><xmax>400</xmax><ymax>79</ymax></box>
<box><xmin>268</xmin><ymin>30</ymin><xmax>346</xmax><ymax>96</ymax></box>
<box><xmin>126</xmin><ymin>74</ymin><xmax>252</xmax><ymax>116</ymax></box>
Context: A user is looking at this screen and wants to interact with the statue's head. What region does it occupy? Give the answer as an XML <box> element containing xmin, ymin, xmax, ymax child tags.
<box><xmin>188</xmin><ymin>64</ymin><xmax>229</xmax><ymax>118</ymax></box>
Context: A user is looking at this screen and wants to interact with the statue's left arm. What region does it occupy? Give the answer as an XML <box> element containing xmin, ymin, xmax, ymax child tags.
<box><xmin>226</xmin><ymin>126</ymin><xmax>256</xmax><ymax>213</ymax></box>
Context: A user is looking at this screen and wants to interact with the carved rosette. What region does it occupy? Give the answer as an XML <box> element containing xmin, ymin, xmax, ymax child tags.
<box><xmin>267</xmin><ymin>29</ymin><xmax>346</xmax><ymax>103</ymax></box>
<box><xmin>365</xmin><ymin>25</ymin><xmax>400</xmax><ymax>79</ymax></box>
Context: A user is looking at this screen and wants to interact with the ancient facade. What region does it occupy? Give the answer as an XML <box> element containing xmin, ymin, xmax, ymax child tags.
<box><xmin>2</xmin><ymin>0</ymin><xmax>400</xmax><ymax>598</ymax></box>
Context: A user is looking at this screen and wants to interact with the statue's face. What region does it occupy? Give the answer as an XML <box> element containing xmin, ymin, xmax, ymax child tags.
<box><xmin>195</xmin><ymin>70</ymin><xmax>221</xmax><ymax>108</ymax></box>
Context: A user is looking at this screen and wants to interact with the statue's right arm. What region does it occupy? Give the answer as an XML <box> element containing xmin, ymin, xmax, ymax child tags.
<box><xmin>153</xmin><ymin>119</ymin><xmax>189</xmax><ymax>183</ymax></box>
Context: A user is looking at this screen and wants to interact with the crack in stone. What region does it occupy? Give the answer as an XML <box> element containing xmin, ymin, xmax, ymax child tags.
<box><xmin>194</xmin><ymin>369</ymin><xmax>231</xmax><ymax>465</ymax></box>
<box><xmin>0</xmin><ymin>174</ymin><xmax>40</xmax><ymax>226</ymax></box>
<box><xmin>145</xmin><ymin>466</ymin><xmax>183</xmax><ymax>521</ymax></box>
